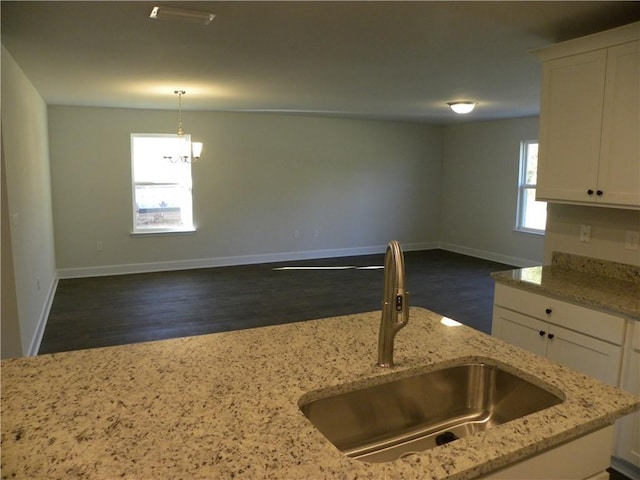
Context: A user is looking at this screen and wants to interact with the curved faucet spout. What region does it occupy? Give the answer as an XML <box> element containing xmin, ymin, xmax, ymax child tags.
<box><xmin>377</xmin><ymin>240</ymin><xmax>409</xmax><ymax>368</ymax></box>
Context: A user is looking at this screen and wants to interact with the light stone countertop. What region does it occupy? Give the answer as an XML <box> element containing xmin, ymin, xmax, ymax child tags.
<box><xmin>490</xmin><ymin>253</ymin><xmax>640</xmax><ymax>320</ymax></box>
<box><xmin>2</xmin><ymin>307</ymin><xmax>639</xmax><ymax>480</ymax></box>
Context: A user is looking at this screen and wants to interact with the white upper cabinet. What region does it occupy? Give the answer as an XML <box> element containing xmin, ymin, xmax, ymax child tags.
<box><xmin>599</xmin><ymin>41</ymin><xmax>640</xmax><ymax>206</ymax></box>
<box><xmin>535</xmin><ymin>22</ymin><xmax>640</xmax><ymax>209</ymax></box>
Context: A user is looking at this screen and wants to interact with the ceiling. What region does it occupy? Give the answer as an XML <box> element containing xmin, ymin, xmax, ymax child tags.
<box><xmin>2</xmin><ymin>1</ymin><xmax>639</xmax><ymax>124</ymax></box>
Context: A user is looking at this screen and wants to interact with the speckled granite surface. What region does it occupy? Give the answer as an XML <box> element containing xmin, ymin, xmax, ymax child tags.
<box><xmin>491</xmin><ymin>253</ymin><xmax>640</xmax><ymax>320</ymax></box>
<box><xmin>2</xmin><ymin>308</ymin><xmax>638</xmax><ymax>480</ymax></box>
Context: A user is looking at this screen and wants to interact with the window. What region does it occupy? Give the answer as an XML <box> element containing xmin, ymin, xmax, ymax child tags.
<box><xmin>516</xmin><ymin>140</ymin><xmax>547</xmax><ymax>233</ymax></box>
<box><xmin>131</xmin><ymin>134</ymin><xmax>194</xmax><ymax>233</ymax></box>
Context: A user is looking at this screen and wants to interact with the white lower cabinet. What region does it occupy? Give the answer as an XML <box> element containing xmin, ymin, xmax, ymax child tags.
<box><xmin>613</xmin><ymin>321</ymin><xmax>640</xmax><ymax>478</ymax></box>
<box><xmin>480</xmin><ymin>426</ymin><xmax>614</xmax><ymax>480</ymax></box>
<box><xmin>492</xmin><ymin>283</ymin><xmax>637</xmax><ymax>478</ymax></box>
<box><xmin>492</xmin><ymin>284</ymin><xmax>624</xmax><ymax>386</ymax></box>
<box><xmin>492</xmin><ymin>306</ymin><xmax>622</xmax><ymax>386</ymax></box>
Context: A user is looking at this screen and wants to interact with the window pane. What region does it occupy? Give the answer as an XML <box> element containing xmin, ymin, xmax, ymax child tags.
<box><xmin>132</xmin><ymin>135</ymin><xmax>192</xmax><ymax>184</ymax></box>
<box><xmin>134</xmin><ymin>184</ymin><xmax>192</xmax><ymax>230</ymax></box>
<box><xmin>525</xmin><ymin>142</ymin><xmax>539</xmax><ymax>184</ymax></box>
<box><xmin>131</xmin><ymin>134</ymin><xmax>194</xmax><ymax>232</ymax></box>
<box><xmin>522</xmin><ymin>188</ymin><xmax>547</xmax><ymax>231</ymax></box>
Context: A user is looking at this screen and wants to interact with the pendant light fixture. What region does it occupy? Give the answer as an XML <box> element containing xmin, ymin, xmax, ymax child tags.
<box><xmin>163</xmin><ymin>90</ymin><xmax>203</xmax><ymax>163</ymax></box>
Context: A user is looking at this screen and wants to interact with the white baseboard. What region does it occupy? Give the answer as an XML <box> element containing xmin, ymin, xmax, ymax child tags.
<box><xmin>438</xmin><ymin>242</ymin><xmax>541</xmax><ymax>268</ymax></box>
<box><xmin>57</xmin><ymin>242</ymin><xmax>439</xmax><ymax>279</ymax></box>
<box><xmin>55</xmin><ymin>242</ymin><xmax>533</xmax><ymax>280</ymax></box>
<box><xmin>27</xmin><ymin>273</ymin><xmax>58</xmax><ymax>356</ymax></box>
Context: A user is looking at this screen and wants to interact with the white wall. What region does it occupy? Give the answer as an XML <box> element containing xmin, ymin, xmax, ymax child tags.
<box><xmin>2</xmin><ymin>136</ymin><xmax>22</xmax><ymax>359</ymax></box>
<box><xmin>48</xmin><ymin>106</ymin><xmax>444</xmax><ymax>276</ymax></box>
<box><xmin>439</xmin><ymin>117</ymin><xmax>543</xmax><ymax>266</ymax></box>
<box><xmin>544</xmin><ymin>204</ymin><xmax>640</xmax><ymax>265</ymax></box>
<box><xmin>1</xmin><ymin>46</ymin><xmax>58</xmax><ymax>358</ymax></box>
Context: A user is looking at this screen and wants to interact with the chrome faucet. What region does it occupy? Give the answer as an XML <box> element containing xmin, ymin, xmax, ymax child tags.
<box><xmin>377</xmin><ymin>240</ymin><xmax>409</xmax><ymax>368</ymax></box>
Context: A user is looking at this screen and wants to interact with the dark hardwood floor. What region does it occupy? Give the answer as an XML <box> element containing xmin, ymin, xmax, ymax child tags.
<box><xmin>40</xmin><ymin>249</ymin><xmax>514</xmax><ymax>354</ymax></box>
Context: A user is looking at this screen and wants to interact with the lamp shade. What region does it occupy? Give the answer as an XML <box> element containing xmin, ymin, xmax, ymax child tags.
<box><xmin>192</xmin><ymin>142</ymin><xmax>203</xmax><ymax>159</ymax></box>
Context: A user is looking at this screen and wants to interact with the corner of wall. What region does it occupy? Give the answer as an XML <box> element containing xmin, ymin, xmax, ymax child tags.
<box><xmin>2</xmin><ymin>44</ymin><xmax>58</xmax><ymax>357</ymax></box>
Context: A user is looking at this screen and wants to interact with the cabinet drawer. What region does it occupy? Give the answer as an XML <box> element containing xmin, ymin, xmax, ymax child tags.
<box><xmin>494</xmin><ymin>284</ymin><xmax>626</xmax><ymax>345</ymax></box>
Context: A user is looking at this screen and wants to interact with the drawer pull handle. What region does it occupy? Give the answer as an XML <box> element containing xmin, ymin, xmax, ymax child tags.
<box><xmin>587</xmin><ymin>189</ymin><xmax>594</xmax><ymax>195</ymax></box>
<box><xmin>545</xmin><ymin>308</ymin><xmax>552</xmax><ymax>315</ymax></box>
<box><xmin>539</xmin><ymin>330</ymin><xmax>546</xmax><ymax>336</ymax></box>
<box><xmin>596</xmin><ymin>190</ymin><xmax>603</xmax><ymax>196</ymax></box>
<box><xmin>547</xmin><ymin>333</ymin><xmax>555</xmax><ymax>340</ymax></box>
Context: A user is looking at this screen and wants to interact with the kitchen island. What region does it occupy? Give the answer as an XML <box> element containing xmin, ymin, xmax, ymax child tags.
<box><xmin>2</xmin><ymin>307</ymin><xmax>638</xmax><ymax>480</ymax></box>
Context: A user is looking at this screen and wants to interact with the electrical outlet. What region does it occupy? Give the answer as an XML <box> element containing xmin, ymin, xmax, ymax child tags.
<box><xmin>625</xmin><ymin>231</ymin><xmax>639</xmax><ymax>251</ymax></box>
<box><xmin>96</xmin><ymin>240</ymin><xmax>104</xmax><ymax>251</ymax></box>
<box><xmin>579</xmin><ymin>224</ymin><xmax>591</xmax><ymax>243</ymax></box>
<box><xmin>293</xmin><ymin>229</ymin><xmax>300</xmax><ymax>239</ymax></box>
<box><xmin>313</xmin><ymin>228</ymin><xmax>319</xmax><ymax>238</ymax></box>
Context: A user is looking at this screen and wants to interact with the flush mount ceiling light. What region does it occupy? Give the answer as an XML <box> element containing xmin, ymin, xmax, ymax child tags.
<box><xmin>150</xmin><ymin>6</ymin><xmax>215</xmax><ymax>25</ymax></box>
<box><xmin>447</xmin><ymin>101</ymin><xmax>477</xmax><ymax>114</ymax></box>
<box><xmin>164</xmin><ymin>90</ymin><xmax>203</xmax><ymax>163</ymax></box>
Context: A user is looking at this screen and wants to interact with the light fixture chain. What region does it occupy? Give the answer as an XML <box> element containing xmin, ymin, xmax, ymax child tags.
<box><xmin>175</xmin><ymin>90</ymin><xmax>185</xmax><ymax>136</ymax></box>
<box><xmin>164</xmin><ymin>89</ymin><xmax>201</xmax><ymax>162</ymax></box>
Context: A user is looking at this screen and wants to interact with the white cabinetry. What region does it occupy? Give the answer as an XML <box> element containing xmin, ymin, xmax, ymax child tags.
<box><xmin>535</xmin><ymin>22</ymin><xmax>639</xmax><ymax>209</ymax></box>
<box><xmin>492</xmin><ymin>284</ymin><xmax>625</xmax><ymax>386</ymax></box>
<box><xmin>492</xmin><ymin>283</ymin><xmax>638</xmax><ymax>479</ymax></box>
<box><xmin>481</xmin><ymin>426</ymin><xmax>614</xmax><ymax>480</ymax></box>
<box><xmin>614</xmin><ymin>321</ymin><xmax>640</xmax><ymax>477</ymax></box>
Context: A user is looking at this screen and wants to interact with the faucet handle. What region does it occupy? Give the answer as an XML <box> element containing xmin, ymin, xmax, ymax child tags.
<box><xmin>395</xmin><ymin>291</ymin><xmax>409</xmax><ymax>326</ymax></box>
<box><xmin>395</xmin><ymin>294</ymin><xmax>403</xmax><ymax>311</ymax></box>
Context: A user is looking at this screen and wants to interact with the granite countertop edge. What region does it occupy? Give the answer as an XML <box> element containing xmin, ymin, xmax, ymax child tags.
<box><xmin>2</xmin><ymin>308</ymin><xmax>639</xmax><ymax>480</ymax></box>
<box><xmin>490</xmin><ymin>254</ymin><xmax>640</xmax><ymax>320</ymax></box>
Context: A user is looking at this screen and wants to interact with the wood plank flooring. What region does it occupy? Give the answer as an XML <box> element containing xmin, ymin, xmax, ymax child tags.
<box><xmin>40</xmin><ymin>249</ymin><xmax>514</xmax><ymax>354</ymax></box>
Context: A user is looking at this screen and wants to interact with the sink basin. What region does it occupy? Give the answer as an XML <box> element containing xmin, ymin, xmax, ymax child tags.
<box><xmin>299</xmin><ymin>362</ymin><xmax>563</xmax><ymax>463</ymax></box>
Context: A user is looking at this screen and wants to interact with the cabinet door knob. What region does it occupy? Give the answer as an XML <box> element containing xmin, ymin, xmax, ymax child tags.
<box><xmin>596</xmin><ymin>190</ymin><xmax>603</xmax><ymax>196</ymax></box>
<box><xmin>587</xmin><ymin>189</ymin><xmax>594</xmax><ymax>195</ymax></box>
<box><xmin>547</xmin><ymin>333</ymin><xmax>555</xmax><ymax>340</ymax></box>
<box><xmin>539</xmin><ymin>330</ymin><xmax>546</xmax><ymax>336</ymax></box>
<box><xmin>545</xmin><ymin>308</ymin><xmax>552</xmax><ymax>315</ymax></box>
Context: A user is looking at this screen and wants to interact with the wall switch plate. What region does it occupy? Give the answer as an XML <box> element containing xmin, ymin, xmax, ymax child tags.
<box><xmin>625</xmin><ymin>231</ymin><xmax>639</xmax><ymax>251</ymax></box>
<box><xmin>579</xmin><ymin>224</ymin><xmax>591</xmax><ymax>243</ymax></box>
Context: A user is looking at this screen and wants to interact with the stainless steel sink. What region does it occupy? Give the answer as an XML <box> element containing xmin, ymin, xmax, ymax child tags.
<box><xmin>299</xmin><ymin>362</ymin><xmax>564</xmax><ymax>463</ymax></box>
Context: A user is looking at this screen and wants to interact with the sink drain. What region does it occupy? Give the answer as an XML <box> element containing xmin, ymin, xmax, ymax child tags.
<box><xmin>435</xmin><ymin>431</ymin><xmax>459</xmax><ymax>446</ymax></box>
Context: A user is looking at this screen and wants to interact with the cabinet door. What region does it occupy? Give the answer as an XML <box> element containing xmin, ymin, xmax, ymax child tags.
<box><xmin>614</xmin><ymin>325</ymin><xmax>640</xmax><ymax>469</ymax></box>
<box><xmin>598</xmin><ymin>41</ymin><xmax>640</xmax><ymax>207</ymax></box>
<box><xmin>546</xmin><ymin>324</ymin><xmax>622</xmax><ymax>387</ymax></box>
<box><xmin>537</xmin><ymin>49</ymin><xmax>607</xmax><ymax>203</ymax></box>
<box><xmin>492</xmin><ymin>306</ymin><xmax>547</xmax><ymax>357</ymax></box>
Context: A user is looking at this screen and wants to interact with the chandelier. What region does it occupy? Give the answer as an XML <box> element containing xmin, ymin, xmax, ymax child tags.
<box><xmin>163</xmin><ymin>90</ymin><xmax>203</xmax><ymax>163</ymax></box>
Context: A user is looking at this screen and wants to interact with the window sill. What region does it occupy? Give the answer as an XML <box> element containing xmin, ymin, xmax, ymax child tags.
<box><xmin>130</xmin><ymin>228</ymin><xmax>197</xmax><ymax>237</ymax></box>
<box><xmin>514</xmin><ymin>227</ymin><xmax>545</xmax><ymax>237</ymax></box>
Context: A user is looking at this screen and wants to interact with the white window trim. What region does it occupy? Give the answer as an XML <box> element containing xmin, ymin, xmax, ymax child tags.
<box><xmin>515</xmin><ymin>139</ymin><xmax>545</xmax><ymax>235</ymax></box>
<box><xmin>130</xmin><ymin>133</ymin><xmax>196</xmax><ymax>235</ymax></box>
<box><xmin>130</xmin><ymin>229</ymin><xmax>196</xmax><ymax>237</ymax></box>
